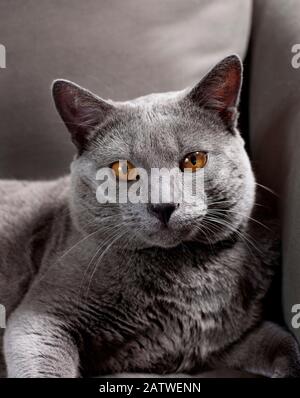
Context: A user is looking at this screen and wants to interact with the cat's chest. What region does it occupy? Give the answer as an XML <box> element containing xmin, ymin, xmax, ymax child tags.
<box><xmin>80</xmin><ymin>247</ymin><xmax>245</xmax><ymax>375</ymax></box>
<box><xmin>82</xmin><ymin>272</ymin><xmax>228</xmax><ymax>375</ymax></box>
<box><xmin>92</xmin><ymin>245</ymin><xmax>235</xmax><ymax>327</ymax></box>
<box><xmin>82</xmin><ymin>296</ymin><xmax>215</xmax><ymax>375</ymax></box>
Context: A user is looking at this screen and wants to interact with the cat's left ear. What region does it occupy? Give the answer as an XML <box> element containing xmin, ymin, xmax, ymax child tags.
<box><xmin>185</xmin><ymin>54</ymin><xmax>242</xmax><ymax>129</ymax></box>
<box><xmin>52</xmin><ymin>80</ymin><xmax>115</xmax><ymax>153</ymax></box>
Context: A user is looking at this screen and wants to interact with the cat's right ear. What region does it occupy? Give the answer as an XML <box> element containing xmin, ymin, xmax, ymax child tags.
<box><xmin>184</xmin><ymin>55</ymin><xmax>242</xmax><ymax>129</ymax></box>
<box><xmin>52</xmin><ymin>80</ymin><xmax>114</xmax><ymax>153</ymax></box>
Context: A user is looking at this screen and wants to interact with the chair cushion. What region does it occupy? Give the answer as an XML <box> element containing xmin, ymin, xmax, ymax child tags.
<box><xmin>0</xmin><ymin>0</ymin><xmax>251</xmax><ymax>179</ymax></box>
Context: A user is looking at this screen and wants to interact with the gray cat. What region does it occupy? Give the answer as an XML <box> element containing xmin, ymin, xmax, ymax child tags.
<box><xmin>1</xmin><ymin>55</ymin><xmax>300</xmax><ymax>378</ymax></box>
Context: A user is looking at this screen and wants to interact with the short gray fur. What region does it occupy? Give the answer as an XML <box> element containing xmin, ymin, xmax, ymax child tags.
<box><xmin>1</xmin><ymin>55</ymin><xmax>299</xmax><ymax>378</ymax></box>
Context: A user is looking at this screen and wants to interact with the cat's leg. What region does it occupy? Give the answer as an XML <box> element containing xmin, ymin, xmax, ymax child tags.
<box><xmin>217</xmin><ymin>321</ymin><xmax>300</xmax><ymax>378</ymax></box>
<box><xmin>4</xmin><ymin>307</ymin><xmax>80</xmax><ymax>378</ymax></box>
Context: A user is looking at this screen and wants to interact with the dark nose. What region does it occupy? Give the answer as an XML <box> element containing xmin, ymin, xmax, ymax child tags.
<box><xmin>148</xmin><ymin>203</ymin><xmax>178</xmax><ymax>225</ymax></box>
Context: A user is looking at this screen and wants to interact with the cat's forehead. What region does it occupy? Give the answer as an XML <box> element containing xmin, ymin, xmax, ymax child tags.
<box><xmin>125</xmin><ymin>102</ymin><xmax>227</xmax><ymax>155</ymax></box>
<box><xmin>91</xmin><ymin>96</ymin><xmax>235</xmax><ymax>165</ymax></box>
<box><xmin>116</xmin><ymin>106</ymin><xmax>180</xmax><ymax>165</ymax></box>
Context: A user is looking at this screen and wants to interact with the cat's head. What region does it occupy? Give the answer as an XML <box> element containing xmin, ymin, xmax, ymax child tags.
<box><xmin>52</xmin><ymin>55</ymin><xmax>255</xmax><ymax>249</ymax></box>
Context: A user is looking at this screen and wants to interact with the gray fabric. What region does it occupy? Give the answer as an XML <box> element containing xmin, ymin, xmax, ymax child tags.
<box><xmin>250</xmin><ymin>0</ymin><xmax>300</xmax><ymax>342</ymax></box>
<box><xmin>0</xmin><ymin>0</ymin><xmax>252</xmax><ymax>179</ymax></box>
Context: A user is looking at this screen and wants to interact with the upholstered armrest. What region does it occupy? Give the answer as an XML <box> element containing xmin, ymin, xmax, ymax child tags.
<box><xmin>250</xmin><ymin>0</ymin><xmax>300</xmax><ymax>343</ymax></box>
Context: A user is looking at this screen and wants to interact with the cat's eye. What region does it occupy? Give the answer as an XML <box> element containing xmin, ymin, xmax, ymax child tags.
<box><xmin>111</xmin><ymin>160</ymin><xmax>139</xmax><ymax>181</ymax></box>
<box><xmin>180</xmin><ymin>151</ymin><xmax>208</xmax><ymax>172</ymax></box>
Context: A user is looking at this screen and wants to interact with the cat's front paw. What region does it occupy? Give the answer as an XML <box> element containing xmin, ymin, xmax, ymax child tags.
<box><xmin>272</xmin><ymin>357</ymin><xmax>300</xmax><ymax>378</ymax></box>
<box><xmin>271</xmin><ymin>339</ymin><xmax>300</xmax><ymax>378</ymax></box>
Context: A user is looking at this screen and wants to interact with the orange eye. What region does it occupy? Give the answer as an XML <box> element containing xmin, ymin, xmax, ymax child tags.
<box><xmin>111</xmin><ymin>160</ymin><xmax>139</xmax><ymax>181</ymax></box>
<box><xmin>180</xmin><ymin>151</ymin><xmax>208</xmax><ymax>172</ymax></box>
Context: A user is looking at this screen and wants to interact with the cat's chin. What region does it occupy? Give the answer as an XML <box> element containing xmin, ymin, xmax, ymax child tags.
<box><xmin>143</xmin><ymin>239</ymin><xmax>182</xmax><ymax>249</ymax></box>
<box><xmin>153</xmin><ymin>240</ymin><xmax>182</xmax><ymax>249</ymax></box>
<box><xmin>134</xmin><ymin>229</ymin><xmax>186</xmax><ymax>249</ymax></box>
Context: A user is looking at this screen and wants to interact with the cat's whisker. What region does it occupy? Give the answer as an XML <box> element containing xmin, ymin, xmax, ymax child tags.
<box><xmin>207</xmin><ymin>199</ymin><xmax>266</xmax><ymax>209</ymax></box>
<box><xmin>207</xmin><ymin>199</ymin><xmax>235</xmax><ymax>207</ymax></box>
<box><xmin>79</xmin><ymin>217</ymin><xmax>136</xmax><ymax>300</ymax></box>
<box><xmin>58</xmin><ymin>216</ymin><xmax>121</xmax><ymax>260</ymax></box>
<box><xmin>199</xmin><ymin>218</ymin><xmax>243</xmax><ymax>251</ymax></box>
<box><xmin>83</xmin><ymin>227</ymin><xmax>130</xmax><ymax>300</ymax></box>
<box><xmin>81</xmin><ymin>214</ymin><xmax>121</xmax><ymax>230</ymax></box>
<box><xmin>255</xmin><ymin>182</ymin><xmax>278</xmax><ymax>197</ymax></box>
<box><xmin>200</xmin><ymin>219</ymin><xmax>237</xmax><ymax>248</ymax></box>
<box><xmin>34</xmin><ymin>216</ymin><xmax>124</xmax><ymax>286</ymax></box>
<box><xmin>192</xmin><ymin>223</ymin><xmax>217</xmax><ymax>255</ymax></box>
<box><xmin>203</xmin><ymin>215</ymin><xmax>261</xmax><ymax>256</ymax></box>
<box><xmin>79</xmin><ymin>221</ymin><xmax>129</xmax><ymax>296</ymax></box>
<box><xmin>207</xmin><ymin>208</ymin><xmax>271</xmax><ymax>231</ymax></box>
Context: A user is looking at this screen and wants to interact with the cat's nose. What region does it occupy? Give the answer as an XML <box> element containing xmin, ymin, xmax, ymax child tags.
<box><xmin>148</xmin><ymin>203</ymin><xmax>178</xmax><ymax>225</ymax></box>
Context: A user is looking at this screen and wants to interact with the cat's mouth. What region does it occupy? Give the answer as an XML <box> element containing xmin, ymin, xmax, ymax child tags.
<box><xmin>135</xmin><ymin>221</ymin><xmax>196</xmax><ymax>248</ymax></box>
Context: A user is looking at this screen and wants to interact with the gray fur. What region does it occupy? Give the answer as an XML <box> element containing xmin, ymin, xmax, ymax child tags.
<box><xmin>1</xmin><ymin>55</ymin><xmax>300</xmax><ymax>378</ymax></box>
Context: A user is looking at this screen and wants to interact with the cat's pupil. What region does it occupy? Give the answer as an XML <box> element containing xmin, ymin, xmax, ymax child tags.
<box><xmin>190</xmin><ymin>155</ymin><xmax>197</xmax><ymax>165</ymax></box>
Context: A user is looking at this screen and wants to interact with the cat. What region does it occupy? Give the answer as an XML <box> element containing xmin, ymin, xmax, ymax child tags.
<box><xmin>1</xmin><ymin>55</ymin><xmax>300</xmax><ymax>378</ymax></box>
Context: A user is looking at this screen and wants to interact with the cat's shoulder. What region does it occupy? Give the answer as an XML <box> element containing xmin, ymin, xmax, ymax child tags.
<box><xmin>0</xmin><ymin>176</ymin><xmax>70</xmax><ymax>203</ymax></box>
<box><xmin>0</xmin><ymin>176</ymin><xmax>71</xmax><ymax>232</ymax></box>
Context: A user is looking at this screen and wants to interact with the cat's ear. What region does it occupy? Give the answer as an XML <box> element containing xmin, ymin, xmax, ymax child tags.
<box><xmin>52</xmin><ymin>80</ymin><xmax>114</xmax><ymax>153</ymax></box>
<box><xmin>186</xmin><ymin>55</ymin><xmax>242</xmax><ymax>128</ymax></box>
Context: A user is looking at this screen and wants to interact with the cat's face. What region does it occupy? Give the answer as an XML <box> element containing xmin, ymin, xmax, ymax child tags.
<box><xmin>53</xmin><ymin>55</ymin><xmax>255</xmax><ymax>248</ymax></box>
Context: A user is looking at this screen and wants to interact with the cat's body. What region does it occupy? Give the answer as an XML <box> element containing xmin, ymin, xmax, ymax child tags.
<box><xmin>0</xmin><ymin>179</ymin><xmax>68</xmax><ymax>314</ymax></box>
<box><xmin>0</xmin><ymin>177</ymin><xmax>277</xmax><ymax>377</ymax></box>
<box><xmin>1</xmin><ymin>56</ymin><xmax>300</xmax><ymax>377</ymax></box>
